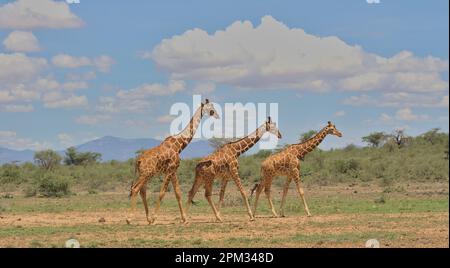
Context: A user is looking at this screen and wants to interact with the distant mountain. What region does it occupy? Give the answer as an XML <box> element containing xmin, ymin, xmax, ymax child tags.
<box><xmin>0</xmin><ymin>147</ymin><xmax>35</xmax><ymax>164</ymax></box>
<box><xmin>0</xmin><ymin>136</ymin><xmax>215</xmax><ymax>164</ymax></box>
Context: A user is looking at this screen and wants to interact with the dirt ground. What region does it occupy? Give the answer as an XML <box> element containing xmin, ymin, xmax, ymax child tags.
<box><xmin>0</xmin><ymin>182</ymin><xmax>448</xmax><ymax>248</ymax></box>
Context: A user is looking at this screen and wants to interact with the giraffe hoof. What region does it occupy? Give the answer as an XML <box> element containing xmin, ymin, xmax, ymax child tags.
<box><xmin>307</xmin><ymin>214</ymin><xmax>312</xmax><ymax>217</ymax></box>
<box><xmin>215</xmin><ymin>218</ymin><xmax>223</xmax><ymax>223</ymax></box>
<box><xmin>126</xmin><ymin>218</ymin><xmax>131</xmax><ymax>225</ymax></box>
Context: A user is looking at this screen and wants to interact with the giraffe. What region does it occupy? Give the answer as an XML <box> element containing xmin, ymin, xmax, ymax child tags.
<box><xmin>252</xmin><ymin>121</ymin><xmax>342</xmax><ymax>218</ymax></box>
<box><xmin>185</xmin><ymin>117</ymin><xmax>282</xmax><ymax>222</ymax></box>
<box><xmin>126</xmin><ymin>99</ymin><xmax>219</xmax><ymax>225</ymax></box>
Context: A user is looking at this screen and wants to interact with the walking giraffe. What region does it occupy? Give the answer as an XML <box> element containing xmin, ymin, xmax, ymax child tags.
<box><xmin>253</xmin><ymin>121</ymin><xmax>342</xmax><ymax>217</ymax></box>
<box><xmin>127</xmin><ymin>99</ymin><xmax>219</xmax><ymax>225</ymax></box>
<box><xmin>185</xmin><ymin>117</ymin><xmax>282</xmax><ymax>222</ymax></box>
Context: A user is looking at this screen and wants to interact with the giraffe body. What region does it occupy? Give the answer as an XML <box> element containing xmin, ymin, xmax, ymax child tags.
<box><xmin>127</xmin><ymin>100</ymin><xmax>218</xmax><ymax>225</ymax></box>
<box><xmin>185</xmin><ymin>117</ymin><xmax>282</xmax><ymax>222</ymax></box>
<box><xmin>253</xmin><ymin>121</ymin><xmax>342</xmax><ymax>218</ymax></box>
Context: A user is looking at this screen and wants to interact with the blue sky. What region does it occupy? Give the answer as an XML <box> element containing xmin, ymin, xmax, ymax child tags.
<box><xmin>0</xmin><ymin>0</ymin><xmax>448</xmax><ymax>151</ymax></box>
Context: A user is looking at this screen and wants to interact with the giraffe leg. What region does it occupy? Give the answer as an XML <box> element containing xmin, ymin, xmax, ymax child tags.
<box><xmin>170</xmin><ymin>173</ymin><xmax>187</xmax><ymax>223</ymax></box>
<box><xmin>217</xmin><ymin>178</ymin><xmax>228</xmax><ymax>210</ymax></box>
<box><xmin>139</xmin><ymin>186</ymin><xmax>151</xmax><ymax>224</ymax></box>
<box><xmin>126</xmin><ymin>175</ymin><xmax>148</xmax><ymax>225</ymax></box>
<box><xmin>293</xmin><ymin>176</ymin><xmax>312</xmax><ymax>217</ymax></box>
<box><xmin>185</xmin><ymin>174</ymin><xmax>204</xmax><ymax>215</ymax></box>
<box><xmin>252</xmin><ymin>181</ymin><xmax>265</xmax><ymax>216</ymax></box>
<box><xmin>230</xmin><ymin>167</ymin><xmax>254</xmax><ymax>221</ymax></box>
<box><xmin>264</xmin><ymin>180</ymin><xmax>278</xmax><ymax>217</ymax></box>
<box><xmin>204</xmin><ymin>180</ymin><xmax>223</xmax><ymax>222</ymax></box>
<box><xmin>279</xmin><ymin>177</ymin><xmax>292</xmax><ymax>217</ymax></box>
<box><xmin>149</xmin><ymin>174</ymin><xmax>171</xmax><ymax>224</ymax></box>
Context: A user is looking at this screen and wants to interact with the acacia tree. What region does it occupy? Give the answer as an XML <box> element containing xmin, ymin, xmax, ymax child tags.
<box><xmin>299</xmin><ymin>130</ymin><xmax>317</xmax><ymax>143</ymax></box>
<box><xmin>34</xmin><ymin>150</ymin><xmax>62</xmax><ymax>170</ymax></box>
<box><xmin>63</xmin><ymin>147</ymin><xmax>101</xmax><ymax>165</ymax></box>
<box><xmin>362</xmin><ymin>132</ymin><xmax>386</xmax><ymax>147</ymax></box>
<box><xmin>208</xmin><ymin>137</ymin><xmax>237</xmax><ymax>150</ymax></box>
<box><xmin>388</xmin><ymin>129</ymin><xmax>411</xmax><ymax>148</ymax></box>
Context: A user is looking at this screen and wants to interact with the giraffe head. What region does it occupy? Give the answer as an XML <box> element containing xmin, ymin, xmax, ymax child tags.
<box><xmin>201</xmin><ymin>99</ymin><xmax>220</xmax><ymax>119</ymax></box>
<box><xmin>265</xmin><ymin>116</ymin><xmax>282</xmax><ymax>139</ymax></box>
<box><xmin>325</xmin><ymin>121</ymin><xmax>342</xmax><ymax>137</ymax></box>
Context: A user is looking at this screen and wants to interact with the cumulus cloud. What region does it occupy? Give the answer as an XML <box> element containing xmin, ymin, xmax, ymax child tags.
<box><xmin>42</xmin><ymin>91</ymin><xmax>88</xmax><ymax>108</ymax></box>
<box><xmin>0</xmin><ymin>130</ymin><xmax>50</xmax><ymax>150</ymax></box>
<box><xmin>66</xmin><ymin>71</ymin><xmax>97</xmax><ymax>81</ymax></box>
<box><xmin>75</xmin><ymin>114</ymin><xmax>111</xmax><ymax>125</ymax></box>
<box><xmin>395</xmin><ymin>108</ymin><xmax>429</xmax><ymax>121</ymax></box>
<box><xmin>1</xmin><ymin>104</ymin><xmax>34</xmax><ymax>113</ymax></box>
<box><xmin>333</xmin><ymin>110</ymin><xmax>346</xmax><ymax>117</ymax></box>
<box><xmin>157</xmin><ymin>115</ymin><xmax>176</xmax><ymax>123</ymax></box>
<box><xmin>117</xmin><ymin>80</ymin><xmax>185</xmax><ymax>99</ymax></box>
<box><xmin>151</xmin><ymin>16</ymin><xmax>448</xmax><ymax>93</ymax></box>
<box><xmin>3</xmin><ymin>31</ymin><xmax>41</xmax><ymax>52</ymax></box>
<box><xmin>52</xmin><ymin>54</ymin><xmax>115</xmax><ymax>73</ymax></box>
<box><xmin>342</xmin><ymin>92</ymin><xmax>449</xmax><ymax>108</ymax></box>
<box><xmin>0</xmin><ymin>0</ymin><xmax>83</xmax><ymax>29</ymax></box>
<box><xmin>193</xmin><ymin>82</ymin><xmax>216</xmax><ymax>94</ymax></box>
<box><xmin>0</xmin><ymin>53</ymin><xmax>48</xmax><ymax>84</ymax></box>
<box><xmin>57</xmin><ymin>133</ymin><xmax>74</xmax><ymax>148</ymax></box>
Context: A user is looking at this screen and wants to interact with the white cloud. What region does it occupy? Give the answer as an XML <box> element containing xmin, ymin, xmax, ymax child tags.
<box><xmin>117</xmin><ymin>80</ymin><xmax>185</xmax><ymax>99</ymax></box>
<box><xmin>151</xmin><ymin>16</ymin><xmax>448</xmax><ymax>93</ymax></box>
<box><xmin>333</xmin><ymin>110</ymin><xmax>346</xmax><ymax>117</ymax></box>
<box><xmin>93</xmin><ymin>55</ymin><xmax>116</xmax><ymax>73</ymax></box>
<box><xmin>0</xmin><ymin>130</ymin><xmax>50</xmax><ymax>150</ymax></box>
<box><xmin>57</xmin><ymin>133</ymin><xmax>73</xmax><ymax>148</ymax></box>
<box><xmin>395</xmin><ymin>108</ymin><xmax>429</xmax><ymax>121</ymax></box>
<box><xmin>52</xmin><ymin>54</ymin><xmax>115</xmax><ymax>73</ymax></box>
<box><xmin>0</xmin><ymin>53</ymin><xmax>48</xmax><ymax>84</ymax></box>
<box><xmin>157</xmin><ymin>115</ymin><xmax>176</xmax><ymax>123</ymax></box>
<box><xmin>52</xmin><ymin>54</ymin><xmax>91</xmax><ymax>68</ymax></box>
<box><xmin>0</xmin><ymin>0</ymin><xmax>83</xmax><ymax>29</ymax></box>
<box><xmin>66</xmin><ymin>71</ymin><xmax>97</xmax><ymax>81</ymax></box>
<box><xmin>343</xmin><ymin>92</ymin><xmax>449</xmax><ymax>108</ymax></box>
<box><xmin>75</xmin><ymin>114</ymin><xmax>111</xmax><ymax>125</ymax></box>
<box><xmin>43</xmin><ymin>91</ymin><xmax>88</xmax><ymax>108</ymax></box>
<box><xmin>3</xmin><ymin>31</ymin><xmax>41</xmax><ymax>52</ymax></box>
<box><xmin>61</xmin><ymin>81</ymin><xmax>88</xmax><ymax>91</ymax></box>
<box><xmin>2</xmin><ymin>104</ymin><xmax>34</xmax><ymax>112</ymax></box>
<box><xmin>193</xmin><ymin>82</ymin><xmax>216</xmax><ymax>94</ymax></box>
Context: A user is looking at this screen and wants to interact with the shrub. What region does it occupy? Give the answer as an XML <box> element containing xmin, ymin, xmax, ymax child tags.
<box><xmin>334</xmin><ymin>159</ymin><xmax>360</xmax><ymax>174</ymax></box>
<box><xmin>37</xmin><ymin>174</ymin><xmax>71</xmax><ymax>197</ymax></box>
<box><xmin>0</xmin><ymin>164</ymin><xmax>22</xmax><ymax>184</ymax></box>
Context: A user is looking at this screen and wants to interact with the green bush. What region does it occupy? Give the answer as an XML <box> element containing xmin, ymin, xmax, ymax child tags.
<box><xmin>36</xmin><ymin>174</ymin><xmax>71</xmax><ymax>197</ymax></box>
<box><xmin>0</xmin><ymin>164</ymin><xmax>22</xmax><ymax>184</ymax></box>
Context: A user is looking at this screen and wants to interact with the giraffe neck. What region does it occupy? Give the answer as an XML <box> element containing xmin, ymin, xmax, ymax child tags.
<box><xmin>227</xmin><ymin>124</ymin><xmax>266</xmax><ymax>157</ymax></box>
<box><xmin>292</xmin><ymin>128</ymin><xmax>328</xmax><ymax>158</ymax></box>
<box><xmin>173</xmin><ymin>105</ymin><xmax>203</xmax><ymax>152</ymax></box>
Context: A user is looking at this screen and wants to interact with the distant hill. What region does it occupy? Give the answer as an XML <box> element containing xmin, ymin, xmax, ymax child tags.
<box><xmin>0</xmin><ymin>147</ymin><xmax>35</xmax><ymax>165</ymax></box>
<box><xmin>0</xmin><ymin>136</ymin><xmax>215</xmax><ymax>164</ymax></box>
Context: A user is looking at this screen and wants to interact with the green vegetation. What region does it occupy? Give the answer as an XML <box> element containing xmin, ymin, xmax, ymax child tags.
<box><xmin>0</xmin><ymin>128</ymin><xmax>448</xmax><ymax>196</ymax></box>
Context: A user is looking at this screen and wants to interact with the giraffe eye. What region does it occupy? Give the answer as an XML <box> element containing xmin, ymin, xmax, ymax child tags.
<box><xmin>210</xmin><ymin>110</ymin><xmax>215</xmax><ymax>116</ymax></box>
